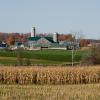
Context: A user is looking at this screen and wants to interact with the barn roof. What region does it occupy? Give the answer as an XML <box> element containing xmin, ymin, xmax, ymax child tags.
<box><xmin>28</xmin><ymin>37</ymin><xmax>41</xmax><ymax>41</ymax></box>
<box><xmin>44</xmin><ymin>37</ymin><xmax>54</xmax><ymax>43</ymax></box>
<box><xmin>28</xmin><ymin>36</ymin><xmax>54</xmax><ymax>43</ymax></box>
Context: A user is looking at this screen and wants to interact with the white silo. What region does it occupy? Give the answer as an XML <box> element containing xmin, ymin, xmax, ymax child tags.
<box><xmin>31</xmin><ymin>26</ymin><xmax>36</xmax><ymax>37</ymax></box>
<box><xmin>53</xmin><ymin>32</ymin><xmax>58</xmax><ymax>42</ymax></box>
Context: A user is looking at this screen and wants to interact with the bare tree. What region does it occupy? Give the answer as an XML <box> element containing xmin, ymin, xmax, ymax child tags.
<box><xmin>70</xmin><ymin>31</ymin><xmax>84</xmax><ymax>66</ymax></box>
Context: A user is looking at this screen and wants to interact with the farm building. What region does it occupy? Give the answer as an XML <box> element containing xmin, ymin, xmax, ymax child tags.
<box><xmin>28</xmin><ymin>36</ymin><xmax>55</xmax><ymax>48</ymax></box>
<box><xmin>0</xmin><ymin>41</ymin><xmax>6</xmax><ymax>49</ymax></box>
<box><xmin>28</xmin><ymin>26</ymin><xmax>59</xmax><ymax>49</ymax></box>
<box><xmin>11</xmin><ymin>42</ymin><xmax>25</xmax><ymax>50</ymax></box>
<box><xmin>27</xmin><ymin>26</ymin><xmax>80</xmax><ymax>50</ymax></box>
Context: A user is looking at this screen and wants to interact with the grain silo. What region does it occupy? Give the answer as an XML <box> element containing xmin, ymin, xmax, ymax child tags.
<box><xmin>53</xmin><ymin>32</ymin><xmax>58</xmax><ymax>42</ymax></box>
<box><xmin>31</xmin><ymin>26</ymin><xmax>36</xmax><ymax>37</ymax></box>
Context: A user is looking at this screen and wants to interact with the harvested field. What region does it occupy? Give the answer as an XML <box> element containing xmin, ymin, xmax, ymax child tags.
<box><xmin>0</xmin><ymin>84</ymin><xmax>100</xmax><ymax>100</ymax></box>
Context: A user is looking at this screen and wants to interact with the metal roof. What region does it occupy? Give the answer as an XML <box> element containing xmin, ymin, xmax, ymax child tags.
<box><xmin>28</xmin><ymin>37</ymin><xmax>41</xmax><ymax>41</ymax></box>
<box><xmin>28</xmin><ymin>36</ymin><xmax>54</xmax><ymax>43</ymax></box>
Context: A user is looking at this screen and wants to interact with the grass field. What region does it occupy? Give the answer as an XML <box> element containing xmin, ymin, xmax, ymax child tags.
<box><xmin>0</xmin><ymin>84</ymin><xmax>100</xmax><ymax>100</ymax></box>
<box><xmin>0</xmin><ymin>49</ymin><xmax>88</xmax><ymax>65</ymax></box>
<box><xmin>0</xmin><ymin>57</ymin><xmax>63</xmax><ymax>65</ymax></box>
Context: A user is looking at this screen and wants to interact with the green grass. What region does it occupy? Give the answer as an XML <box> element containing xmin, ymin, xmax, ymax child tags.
<box><xmin>0</xmin><ymin>57</ymin><xmax>64</xmax><ymax>65</ymax></box>
<box><xmin>0</xmin><ymin>49</ymin><xmax>87</xmax><ymax>65</ymax></box>
<box><xmin>22</xmin><ymin>50</ymin><xmax>83</xmax><ymax>62</ymax></box>
<box><xmin>0</xmin><ymin>84</ymin><xmax>100</xmax><ymax>100</ymax></box>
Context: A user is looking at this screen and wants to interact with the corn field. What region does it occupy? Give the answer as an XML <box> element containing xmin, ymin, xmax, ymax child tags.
<box><xmin>0</xmin><ymin>66</ymin><xmax>100</xmax><ymax>85</ymax></box>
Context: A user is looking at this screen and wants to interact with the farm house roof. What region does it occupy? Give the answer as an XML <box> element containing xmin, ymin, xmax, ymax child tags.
<box><xmin>28</xmin><ymin>36</ymin><xmax>54</xmax><ymax>43</ymax></box>
<box><xmin>28</xmin><ymin>37</ymin><xmax>41</xmax><ymax>41</ymax></box>
<box><xmin>45</xmin><ymin>37</ymin><xmax>54</xmax><ymax>43</ymax></box>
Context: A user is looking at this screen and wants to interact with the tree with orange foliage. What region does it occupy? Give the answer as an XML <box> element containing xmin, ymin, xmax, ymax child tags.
<box><xmin>6</xmin><ymin>35</ymin><xmax>15</xmax><ymax>46</ymax></box>
<box><xmin>79</xmin><ymin>39</ymin><xmax>90</xmax><ymax>47</ymax></box>
<box><xmin>65</xmin><ymin>34</ymin><xmax>73</xmax><ymax>41</ymax></box>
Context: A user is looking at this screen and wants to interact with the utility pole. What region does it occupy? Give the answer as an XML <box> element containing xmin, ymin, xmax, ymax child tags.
<box><xmin>72</xmin><ymin>45</ymin><xmax>74</xmax><ymax>66</ymax></box>
<box><xmin>71</xmin><ymin>34</ymin><xmax>76</xmax><ymax>67</ymax></box>
<box><xmin>71</xmin><ymin>31</ymin><xmax>82</xmax><ymax>66</ymax></box>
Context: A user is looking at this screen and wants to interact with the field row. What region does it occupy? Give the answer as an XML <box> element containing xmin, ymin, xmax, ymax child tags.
<box><xmin>0</xmin><ymin>66</ymin><xmax>100</xmax><ymax>84</ymax></box>
<box><xmin>0</xmin><ymin>84</ymin><xmax>100</xmax><ymax>100</ymax></box>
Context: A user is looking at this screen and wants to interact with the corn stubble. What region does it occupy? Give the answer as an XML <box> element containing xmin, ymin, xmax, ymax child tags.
<box><xmin>0</xmin><ymin>66</ymin><xmax>100</xmax><ymax>85</ymax></box>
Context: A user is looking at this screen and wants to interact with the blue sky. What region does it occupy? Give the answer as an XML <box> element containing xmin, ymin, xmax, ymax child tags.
<box><xmin>0</xmin><ymin>0</ymin><xmax>100</xmax><ymax>39</ymax></box>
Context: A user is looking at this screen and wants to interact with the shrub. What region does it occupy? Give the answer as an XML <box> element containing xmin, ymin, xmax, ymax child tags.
<box><xmin>81</xmin><ymin>44</ymin><xmax>100</xmax><ymax>65</ymax></box>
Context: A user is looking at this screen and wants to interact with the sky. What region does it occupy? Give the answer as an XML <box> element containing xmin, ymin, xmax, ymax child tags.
<box><xmin>0</xmin><ymin>0</ymin><xmax>100</xmax><ymax>39</ymax></box>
